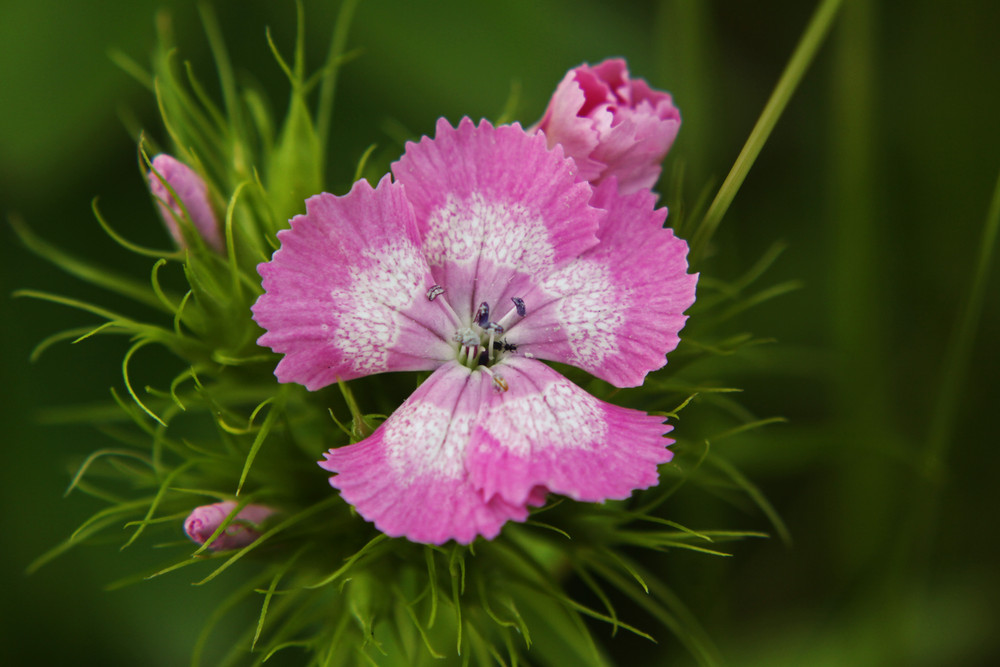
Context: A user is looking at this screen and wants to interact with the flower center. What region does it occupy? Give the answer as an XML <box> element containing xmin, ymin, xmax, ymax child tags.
<box><xmin>426</xmin><ymin>285</ymin><xmax>528</xmax><ymax>389</ymax></box>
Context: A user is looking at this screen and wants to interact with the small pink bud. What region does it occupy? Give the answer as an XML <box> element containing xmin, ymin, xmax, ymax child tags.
<box><xmin>533</xmin><ymin>58</ymin><xmax>680</xmax><ymax>195</ymax></box>
<box><xmin>148</xmin><ymin>154</ymin><xmax>224</xmax><ymax>252</ymax></box>
<box><xmin>183</xmin><ymin>501</ymin><xmax>275</xmax><ymax>551</ymax></box>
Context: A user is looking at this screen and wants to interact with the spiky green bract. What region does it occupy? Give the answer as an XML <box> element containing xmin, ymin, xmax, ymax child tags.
<box><xmin>14</xmin><ymin>2</ymin><xmax>833</xmax><ymax>665</ymax></box>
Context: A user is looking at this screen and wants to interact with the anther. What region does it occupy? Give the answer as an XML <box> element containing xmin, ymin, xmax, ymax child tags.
<box><xmin>426</xmin><ymin>285</ymin><xmax>445</xmax><ymax>301</ymax></box>
<box><xmin>511</xmin><ymin>297</ymin><xmax>526</xmax><ymax>317</ymax></box>
<box><xmin>475</xmin><ymin>302</ymin><xmax>491</xmax><ymax>328</ymax></box>
<box><xmin>481</xmin><ymin>366</ymin><xmax>509</xmax><ymax>392</ymax></box>
<box><xmin>485</xmin><ymin>322</ymin><xmax>504</xmax><ymax>335</ymax></box>
<box><xmin>454</xmin><ymin>328</ymin><xmax>479</xmax><ymax>347</ymax></box>
<box><xmin>477</xmin><ymin>349</ymin><xmax>490</xmax><ymax>367</ymax></box>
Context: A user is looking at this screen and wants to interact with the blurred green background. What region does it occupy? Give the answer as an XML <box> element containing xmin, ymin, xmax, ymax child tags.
<box><xmin>2</xmin><ymin>1</ymin><xmax>998</xmax><ymax>665</ymax></box>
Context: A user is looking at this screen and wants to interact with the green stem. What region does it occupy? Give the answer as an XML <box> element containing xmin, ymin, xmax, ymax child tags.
<box><xmin>317</xmin><ymin>0</ymin><xmax>362</xmax><ymax>156</ymax></box>
<box><xmin>690</xmin><ymin>0</ymin><xmax>843</xmax><ymax>261</ymax></box>
<box><xmin>924</xmin><ymin>169</ymin><xmax>1000</xmax><ymax>474</ymax></box>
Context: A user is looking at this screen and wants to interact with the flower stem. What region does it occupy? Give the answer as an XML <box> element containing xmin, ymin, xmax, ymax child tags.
<box><xmin>689</xmin><ymin>0</ymin><xmax>844</xmax><ymax>262</ymax></box>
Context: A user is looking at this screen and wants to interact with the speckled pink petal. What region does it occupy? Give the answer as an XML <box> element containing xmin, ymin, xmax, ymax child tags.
<box><xmin>466</xmin><ymin>357</ymin><xmax>672</xmax><ymax>508</ymax></box>
<box><xmin>390</xmin><ymin>118</ymin><xmax>602</xmax><ymax>319</ymax></box>
<box><xmin>506</xmin><ymin>180</ymin><xmax>697</xmax><ymax>387</ymax></box>
<box><xmin>320</xmin><ymin>361</ymin><xmax>531</xmax><ymax>545</ymax></box>
<box><xmin>252</xmin><ymin>176</ymin><xmax>456</xmax><ymax>390</ymax></box>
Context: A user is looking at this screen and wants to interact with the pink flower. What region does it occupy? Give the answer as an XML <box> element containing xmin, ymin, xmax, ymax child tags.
<box><xmin>533</xmin><ymin>58</ymin><xmax>680</xmax><ymax>195</ymax></box>
<box><xmin>252</xmin><ymin>118</ymin><xmax>697</xmax><ymax>545</ymax></box>
<box><xmin>183</xmin><ymin>501</ymin><xmax>275</xmax><ymax>551</ymax></box>
<box><xmin>147</xmin><ymin>154</ymin><xmax>224</xmax><ymax>253</ymax></box>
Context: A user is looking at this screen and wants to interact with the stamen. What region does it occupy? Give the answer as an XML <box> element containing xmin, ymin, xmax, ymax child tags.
<box><xmin>432</xmin><ymin>289</ymin><xmax>462</xmax><ymax>327</ymax></box>
<box><xmin>475</xmin><ymin>302</ymin><xmax>490</xmax><ymax>328</ymax></box>
<box><xmin>485</xmin><ymin>322</ymin><xmax>503</xmax><ymax>360</ymax></box>
<box><xmin>480</xmin><ymin>365</ymin><xmax>509</xmax><ymax>392</ymax></box>
<box><xmin>495</xmin><ymin>296</ymin><xmax>527</xmax><ymax>331</ymax></box>
<box><xmin>464</xmin><ymin>343</ymin><xmax>479</xmax><ymax>367</ymax></box>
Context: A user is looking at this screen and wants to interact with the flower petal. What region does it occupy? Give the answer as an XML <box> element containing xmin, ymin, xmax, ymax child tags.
<box><xmin>533</xmin><ymin>71</ymin><xmax>606</xmax><ymax>181</ymax></box>
<box><xmin>506</xmin><ymin>180</ymin><xmax>698</xmax><ymax>387</ymax></box>
<box><xmin>391</xmin><ymin>118</ymin><xmax>603</xmax><ymax>321</ymax></box>
<box><xmin>320</xmin><ymin>362</ymin><xmax>530</xmax><ymax>545</ymax></box>
<box><xmin>589</xmin><ymin>95</ymin><xmax>680</xmax><ymax>194</ymax></box>
<box><xmin>466</xmin><ymin>357</ymin><xmax>672</xmax><ymax>507</ymax></box>
<box><xmin>252</xmin><ymin>176</ymin><xmax>456</xmax><ymax>390</ymax></box>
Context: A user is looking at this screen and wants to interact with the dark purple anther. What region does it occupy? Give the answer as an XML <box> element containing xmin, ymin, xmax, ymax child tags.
<box><xmin>426</xmin><ymin>285</ymin><xmax>445</xmax><ymax>301</ymax></box>
<box><xmin>511</xmin><ymin>297</ymin><xmax>526</xmax><ymax>317</ymax></box>
<box><xmin>485</xmin><ymin>322</ymin><xmax>504</xmax><ymax>335</ymax></box>
<box><xmin>475</xmin><ymin>302</ymin><xmax>490</xmax><ymax>328</ymax></box>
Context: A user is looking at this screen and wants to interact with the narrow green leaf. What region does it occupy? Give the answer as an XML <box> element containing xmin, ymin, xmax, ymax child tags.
<box><xmin>196</xmin><ymin>496</ymin><xmax>338</xmax><ymax>585</ymax></box>
<box><xmin>92</xmin><ymin>197</ymin><xmax>178</xmax><ymax>259</ymax></box>
<box><xmin>122</xmin><ymin>339</ymin><xmax>167</xmax><ymax>427</ymax></box>
<box><xmin>64</xmin><ymin>449</ymin><xmax>153</xmax><ymax>497</ymax></box>
<box><xmin>10</xmin><ymin>215</ymin><xmax>170</xmax><ymax>309</ymax></box>
<box><xmin>710</xmin><ymin>456</ymin><xmax>791</xmax><ymax>545</ymax></box>
<box><xmin>690</xmin><ymin>0</ymin><xmax>844</xmax><ymax>260</ymax></box>
<box><xmin>317</xmin><ymin>0</ymin><xmax>362</xmax><ymax>150</ymax></box>
<box><xmin>122</xmin><ymin>459</ymin><xmax>200</xmax><ymax>549</ymax></box>
<box><xmin>307</xmin><ymin>534</ymin><xmax>389</xmax><ymax>590</ymax></box>
<box><xmin>235</xmin><ymin>398</ymin><xmax>281</xmax><ymax>496</ymax></box>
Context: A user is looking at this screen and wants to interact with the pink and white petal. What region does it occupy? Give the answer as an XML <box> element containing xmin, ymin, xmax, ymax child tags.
<box><xmin>252</xmin><ymin>176</ymin><xmax>455</xmax><ymax>390</ymax></box>
<box><xmin>391</xmin><ymin>118</ymin><xmax>602</xmax><ymax>315</ymax></box>
<box><xmin>466</xmin><ymin>357</ymin><xmax>672</xmax><ymax>508</ymax></box>
<box><xmin>320</xmin><ymin>362</ymin><xmax>529</xmax><ymax>545</ymax></box>
<box><xmin>505</xmin><ymin>180</ymin><xmax>697</xmax><ymax>387</ymax></box>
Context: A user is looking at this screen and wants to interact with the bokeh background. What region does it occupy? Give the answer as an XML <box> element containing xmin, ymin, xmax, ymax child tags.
<box><xmin>2</xmin><ymin>1</ymin><xmax>999</xmax><ymax>665</ymax></box>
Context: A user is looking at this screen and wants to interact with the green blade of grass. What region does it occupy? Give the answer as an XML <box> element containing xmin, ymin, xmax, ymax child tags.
<box><xmin>689</xmin><ymin>0</ymin><xmax>844</xmax><ymax>261</ymax></box>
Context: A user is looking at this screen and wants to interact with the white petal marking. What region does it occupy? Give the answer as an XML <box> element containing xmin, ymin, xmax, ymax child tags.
<box><xmin>482</xmin><ymin>378</ymin><xmax>606</xmax><ymax>457</ymax></box>
<box><xmin>384</xmin><ymin>400</ymin><xmax>470</xmax><ymax>480</ymax></box>
<box><xmin>539</xmin><ymin>259</ymin><xmax>623</xmax><ymax>368</ymax></box>
<box><xmin>424</xmin><ymin>194</ymin><xmax>555</xmax><ymax>274</ymax></box>
<box><xmin>329</xmin><ymin>241</ymin><xmax>427</xmax><ymax>375</ymax></box>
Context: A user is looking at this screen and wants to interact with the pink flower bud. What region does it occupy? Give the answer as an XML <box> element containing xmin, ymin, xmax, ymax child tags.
<box><xmin>533</xmin><ymin>59</ymin><xmax>680</xmax><ymax>195</ymax></box>
<box><xmin>183</xmin><ymin>501</ymin><xmax>275</xmax><ymax>551</ymax></box>
<box><xmin>148</xmin><ymin>154</ymin><xmax>224</xmax><ymax>252</ymax></box>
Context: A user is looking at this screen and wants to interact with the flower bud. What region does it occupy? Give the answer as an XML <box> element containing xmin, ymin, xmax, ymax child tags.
<box><xmin>148</xmin><ymin>153</ymin><xmax>224</xmax><ymax>252</ymax></box>
<box><xmin>533</xmin><ymin>59</ymin><xmax>680</xmax><ymax>195</ymax></box>
<box><xmin>183</xmin><ymin>501</ymin><xmax>275</xmax><ymax>551</ymax></box>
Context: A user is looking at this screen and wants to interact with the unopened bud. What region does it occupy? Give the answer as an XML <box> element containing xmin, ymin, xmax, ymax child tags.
<box><xmin>183</xmin><ymin>501</ymin><xmax>275</xmax><ymax>551</ymax></box>
<box><xmin>148</xmin><ymin>154</ymin><xmax>224</xmax><ymax>252</ymax></box>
